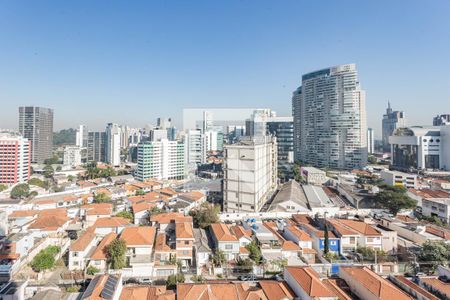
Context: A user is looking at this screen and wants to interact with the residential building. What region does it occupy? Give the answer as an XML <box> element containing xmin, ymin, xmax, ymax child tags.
<box><xmin>18</xmin><ymin>106</ymin><xmax>54</xmax><ymax>163</ymax></box>
<box><xmin>245</xmin><ymin>108</ymin><xmax>276</xmax><ymax>137</ymax></box>
<box><xmin>89</xmin><ymin>232</ymin><xmax>117</xmax><ymax>272</ymax></box>
<box><xmin>339</xmin><ymin>266</ymin><xmax>413</xmax><ymax>300</ymax></box>
<box><xmin>380</xmin><ymin>170</ymin><xmax>418</xmax><ymax>189</ymax></box>
<box><xmin>120</xmin><ymin>286</ymin><xmax>175</xmax><ymax>300</ymax></box>
<box><xmin>87</xmin><ymin>131</ymin><xmax>106</xmax><ymax>163</ymax></box>
<box><xmin>69</xmin><ymin>230</ymin><xmax>98</xmax><ymax>270</ymax></box>
<box><xmin>76</xmin><ymin>125</ymin><xmax>88</xmax><ymax>148</ymax></box>
<box><xmin>184</xmin><ymin>129</ymin><xmax>206</xmax><ymax>165</ymax></box>
<box><xmin>283</xmin><ymin>225</ymin><xmax>313</xmax><ymax>250</ymax></box>
<box><xmin>177</xmin><ymin>282</ymin><xmax>273</xmax><ymax>300</ymax></box>
<box><xmin>331</xmin><ymin>219</ymin><xmax>382</xmax><ymax>250</ymax></box>
<box><xmin>92</xmin><ymin>217</ymin><xmax>130</xmax><ymax>236</ymax></box>
<box><xmin>422</xmin><ymin>197</ymin><xmax>450</xmax><ymax>224</ymax></box>
<box><xmin>368</xmin><ymin>128</ymin><xmax>375</xmax><ymax>154</ymax></box>
<box><xmin>284</xmin><ymin>266</ymin><xmax>338</xmax><ymax>300</ymax></box>
<box><xmin>106</xmin><ymin>123</ymin><xmax>122</xmax><ymax>166</ymax></box>
<box><xmin>382</xmin><ymin>102</ymin><xmax>407</xmax><ymax>152</ymax></box>
<box><xmin>175</xmin><ymin>222</ymin><xmax>195</xmax><ymax>270</ymax></box>
<box><xmin>292</xmin><ymin>64</ymin><xmax>367</xmax><ymax>169</ymax></box>
<box><xmin>135</xmin><ymin>139</ymin><xmax>185</xmax><ymax>181</ymax></box>
<box><xmin>0</xmin><ymin>132</ymin><xmax>31</xmax><ymax>184</ymax></box>
<box><xmin>433</xmin><ymin>114</ymin><xmax>450</xmax><ymax>126</ymax></box>
<box><xmin>389</xmin><ymin>126</ymin><xmax>444</xmax><ymax>170</ymax></box>
<box><xmin>210</xmin><ymin>223</ymin><xmax>240</xmax><ymax>261</ymax></box>
<box><xmin>80</xmin><ymin>274</ymin><xmax>122</xmax><ymax>300</ymax></box>
<box><xmin>193</xmin><ymin>228</ymin><xmax>212</xmax><ymax>275</ymax></box>
<box><xmin>63</xmin><ymin>146</ymin><xmax>82</xmax><ymax>167</ymax></box>
<box><xmin>223</xmin><ymin>136</ymin><xmax>278</xmax><ymax>212</ymax></box>
<box><xmin>80</xmin><ymin>203</ymin><xmax>114</xmax><ymax>227</ymax></box>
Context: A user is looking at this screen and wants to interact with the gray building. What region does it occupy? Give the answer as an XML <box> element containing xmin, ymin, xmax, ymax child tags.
<box><xmin>18</xmin><ymin>106</ymin><xmax>54</xmax><ymax>164</ymax></box>
<box><xmin>292</xmin><ymin>64</ymin><xmax>367</xmax><ymax>170</ymax></box>
<box><xmin>87</xmin><ymin>131</ymin><xmax>106</xmax><ymax>162</ymax></box>
<box><xmin>382</xmin><ymin>102</ymin><xmax>406</xmax><ymax>152</ymax></box>
<box><xmin>433</xmin><ymin>114</ymin><xmax>450</xmax><ymax>126</ymax></box>
<box><xmin>266</xmin><ymin>116</ymin><xmax>294</xmax><ymax>179</ymax></box>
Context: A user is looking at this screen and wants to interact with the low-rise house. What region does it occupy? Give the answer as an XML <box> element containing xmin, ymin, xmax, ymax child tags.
<box><xmin>229</xmin><ymin>225</ymin><xmax>252</xmax><ymax>247</ymax></box>
<box><xmin>210</xmin><ymin>223</ymin><xmax>240</xmax><ymax>261</ymax></box>
<box><xmin>150</xmin><ymin>212</ymin><xmax>192</xmax><ymax>232</ymax></box>
<box><xmin>89</xmin><ymin>232</ymin><xmax>117</xmax><ymax>272</ymax></box>
<box><xmin>27</xmin><ymin>210</ymin><xmax>71</xmax><ymax>236</ymax></box>
<box><xmin>0</xmin><ymin>233</ymin><xmax>35</xmax><ymax>281</ymax></box>
<box><xmin>297</xmin><ymin>222</ymin><xmax>340</xmax><ymax>255</ymax></box>
<box><xmin>92</xmin><ymin>217</ymin><xmax>130</xmax><ymax>236</ymax></box>
<box><xmin>69</xmin><ymin>230</ymin><xmax>98</xmax><ymax>270</ymax></box>
<box><xmin>327</xmin><ymin>219</ymin><xmax>359</xmax><ymax>255</ymax></box>
<box><xmin>283</xmin><ymin>225</ymin><xmax>313</xmax><ymax>249</ymax></box>
<box><xmin>390</xmin><ymin>275</ymin><xmax>440</xmax><ymax>300</ymax></box>
<box><xmin>131</xmin><ymin>200</ymin><xmax>156</xmax><ymax>225</ymax></box>
<box><xmin>32</xmin><ymin>193</ymin><xmax>83</xmax><ymax>210</ymax></box>
<box><xmin>175</xmin><ymin>222</ymin><xmax>195</xmax><ymax>270</ymax></box>
<box><xmin>284</xmin><ymin>266</ymin><xmax>338</xmax><ymax>300</ymax></box>
<box><xmin>332</xmin><ymin>219</ymin><xmax>382</xmax><ymax>250</ymax></box>
<box><xmin>153</xmin><ymin>233</ymin><xmax>177</xmax><ymax>279</ymax></box>
<box><xmin>259</xmin><ymin>281</ymin><xmax>295</xmax><ymax>300</ymax></box>
<box><xmin>419</xmin><ymin>276</ymin><xmax>450</xmax><ymax>299</ymax></box>
<box><xmin>80</xmin><ymin>203</ymin><xmax>113</xmax><ymax>227</ymax></box>
<box><xmin>119</xmin><ymin>286</ymin><xmax>175</xmax><ymax>300</ymax></box>
<box><xmin>422</xmin><ymin>197</ymin><xmax>450</xmax><ymax>224</ymax></box>
<box><xmin>131</xmin><ymin>180</ymin><xmax>162</xmax><ymax>192</ymax></box>
<box><xmin>177</xmin><ymin>282</ymin><xmax>268</xmax><ymax>300</ymax></box>
<box><xmin>339</xmin><ymin>266</ymin><xmax>413</xmax><ymax>300</ymax></box>
<box><xmin>193</xmin><ymin>228</ymin><xmax>212</xmax><ymax>275</ymax></box>
<box><xmin>373</xmin><ymin>224</ymin><xmax>398</xmax><ymax>254</ymax></box>
<box><xmin>8</xmin><ymin>210</ymin><xmax>38</xmax><ymax>228</ymax></box>
<box><xmin>80</xmin><ymin>273</ymin><xmax>122</xmax><ymax>300</ymax></box>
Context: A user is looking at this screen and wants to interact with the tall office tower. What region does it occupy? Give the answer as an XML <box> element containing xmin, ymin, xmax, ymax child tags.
<box><xmin>167</xmin><ymin>127</ymin><xmax>177</xmax><ymax>141</ymax></box>
<box><xmin>76</xmin><ymin>125</ymin><xmax>88</xmax><ymax>148</ymax></box>
<box><xmin>63</xmin><ymin>146</ymin><xmax>82</xmax><ymax>167</ymax></box>
<box><xmin>150</xmin><ymin>129</ymin><xmax>168</xmax><ymax>141</ymax></box>
<box><xmin>266</xmin><ymin>116</ymin><xmax>294</xmax><ymax>176</ymax></box>
<box><xmin>202</xmin><ymin>111</ymin><xmax>214</xmax><ymax>133</ymax></box>
<box><xmin>382</xmin><ymin>102</ymin><xmax>407</xmax><ymax>152</ymax></box>
<box><xmin>18</xmin><ymin>106</ymin><xmax>54</xmax><ymax>164</ymax></box>
<box><xmin>292</xmin><ymin>86</ymin><xmax>302</xmax><ymax>162</ymax></box>
<box><xmin>184</xmin><ymin>129</ymin><xmax>206</xmax><ymax>165</ymax></box>
<box><xmin>367</xmin><ymin>128</ymin><xmax>375</xmax><ymax>154</ymax></box>
<box><xmin>128</xmin><ymin>128</ymin><xmax>142</xmax><ymax>146</ymax></box>
<box><xmin>433</xmin><ymin>114</ymin><xmax>450</xmax><ymax>126</ymax></box>
<box><xmin>245</xmin><ymin>109</ymin><xmax>276</xmax><ymax>137</ymax></box>
<box><xmin>105</xmin><ymin>123</ymin><xmax>122</xmax><ymax>166</ymax></box>
<box><xmin>223</xmin><ymin>136</ymin><xmax>278</xmax><ymax>213</ymax></box>
<box><xmin>87</xmin><ymin>132</ymin><xmax>106</xmax><ymax>162</ymax></box>
<box><xmin>135</xmin><ymin>139</ymin><xmax>185</xmax><ymax>181</ymax></box>
<box><xmin>292</xmin><ymin>64</ymin><xmax>367</xmax><ymax>169</ymax></box>
<box><xmin>119</xmin><ymin>125</ymin><xmax>130</xmax><ymax>149</ymax></box>
<box><xmin>0</xmin><ymin>132</ymin><xmax>31</xmax><ymax>184</ymax></box>
<box><xmin>157</xmin><ymin>117</ymin><xmax>172</xmax><ymax>130</ymax></box>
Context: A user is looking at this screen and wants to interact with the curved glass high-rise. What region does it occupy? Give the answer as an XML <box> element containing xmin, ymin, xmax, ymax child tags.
<box><xmin>292</xmin><ymin>64</ymin><xmax>367</xmax><ymax>169</ymax></box>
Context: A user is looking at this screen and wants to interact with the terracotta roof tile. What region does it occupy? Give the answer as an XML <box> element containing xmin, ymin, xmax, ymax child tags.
<box><xmin>334</xmin><ymin>219</ymin><xmax>381</xmax><ymax>236</ymax></box>
<box><xmin>176</xmin><ymin>222</ymin><xmax>194</xmax><ymax>239</ymax></box>
<box><xmin>286</xmin><ymin>266</ymin><xmax>336</xmax><ymax>297</ymax></box>
<box><xmin>90</xmin><ymin>232</ymin><xmax>117</xmax><ymax>260</ymax></box>
<box><xmin>210</xmin><ymin>223</ymin><xmax>238</xmax><ymax>242</ymax></box>
<box><xmin>259</xmin><ymin>281</ymin><xmax>295</xmax><ymax>300</ymax></box>
<box><xmin>92</xmin><ymin>217</ymin><xmax>130</xmax><ymax>228</ymax></box>
<box><xmin>120</xmin><ymin>286</ymin><xmax>175</xmax><ymax>300</ymax></box>
<box><xmin>120</xmin><ymin>226</ymin><xmax>156</xmax><ymax>246</ymax></box>
<box><xmin>285</xmin><ymin>225</ymin><xmax>313</xmax><ymax>241</ymax></box>
<box><xmin>150</xmin><ymin>212</ymin><xmax>193</xmax><ymax>224</ymax></box>
<box><xmin>70</xmin><ymin>230</ymin><xmax>97</xmax><ymax>252</ymax></box>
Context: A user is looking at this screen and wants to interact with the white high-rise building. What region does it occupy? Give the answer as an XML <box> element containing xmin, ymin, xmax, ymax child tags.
<box><xmin>119</xmin><ymin>125</ymin><xmax>130</xmax><ymax>149</ymax></box>
<box><xmin>382</xmin><ymin>102</ymin><xmax>407</xmax><ymax>152</ymax></box>
<box><xmin>76</xmin><ymin>125</ymin><xmax>88</xmax><ymax>148</ymax></box>
<box><xmin>184</xmin><ymin>129</ymin><xmax>206</xmax><ymax>165</ymax></box>
<box><xmin>135</xmin><ymin>139</ymin><xmax>185</xmax><ymax>181</ymax></box>
<box><xmin>64</xmin><ymin>146</ymin><xmax>82</xmax><ymax>167</ymax></box>
<box><xmin>105</xmin><ymin>123</ymin><xmax>122</xmax><ymax>167</ymax></box>
<box><xmin>0</xmin><ymin>132</ymin><xmax>31</xmax><ymax>184</ymax></box>
<box><xmin>223</xmin><ymin>136</ymin><xmax>278</xmax><ymax>213</ymax></box>
<box><xmin>292</xmin><ymin>64</ymin><xmax>367</xmax><ymax>169</ymax></box>
<box><xmin>202</xmin><ymin>111</ymin><xmax>214</xmax><ymax>133</ymax></box>
<box><xmin>367</xmin><ymin>128</ymin><xmax>375</xmax><ymax>154</ymax></box>
<box><xmin>245</xmin><ymin>109</ymin><xmax>276</xmax><ymax>137</ymax></box>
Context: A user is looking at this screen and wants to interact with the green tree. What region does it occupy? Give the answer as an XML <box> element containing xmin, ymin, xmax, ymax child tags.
<box><xmin>418</xmin><ymin>240</ymin><xmax>450</xmax><ymax>272</ymax></box>
<box><xmin>10</xmin><ymin>183</ymin><xmax>30</xmax><ymax>199</ymax></box>
<box><xmin>67</xmin><ymin>175</ymin><xmax>75</xmax><ymax>182</ymax></box>
<box><xmin>210</xmin><ymin>250</ymin><xmax>226</xmax><ymax>267</ymax></box>
<box><xmin>106</xmin><ymin>239</ymin><xmax>127</xmax><ymax>269</ymax></box>
<box><xmin>43</xmin><ymin>165</ymin><xmax>55</xmax><ymax>178</ymax></box>
<box><xmin>30</xmin><ymin>245</ymin><xmax>60</xmax><ymax>272</ymax></box>
<box><xmin>28</xmin><ymin>178</ymin><xmax>46</xmax><ymax>188</ymax></box>
<box><xmin>191</xmin><ymin>275</ymin><xmax>204</xmax><ymax>283</ymax></box>
<box><xmin>189</xmin><ymin>202</ymin><xmax>220</xmax><ymax>229</ymax></box>
<box><xmin>271</xmin><ymin>258</ymin><xmax>288</xmax><ymax>271</ymax></box>
<box><xmin>93</xmin><ymin>193</ymin><xmax>111</xmax><ymax>203</ymax></box>
<box><xmin>0</xmin><ymin>184</ymin><xmax>7</xmax><ymax>192</ymax></box>
<box><xmin>53</xmin><ymin>129</ymin><xmax>76</xmax><ymax>146</ymax></box>
<box><xmin>86</xmin><ymin>266</ymin><xmax>100</xmax><ymax>275</ymax></box>
<box><xmin>375</xmin><ymin>188</ymin><xmax>417</xmax><ymax>215</ymax></box>
<box><xmin>116</xmin><ymin>211</ymin><xmax>133</xmax><ymax>221</ymax></box>
<box><xmin>44</xmin><ymin>155</ymin><xmax>60</xmax><ymax>165</ymax></box>
<box><xmin>166</xmin><ymin>273</ymin><xmax>185</xmax><ymax>289</ymax></box>
<box><xmin>368</xmin><ymin>155</ymin><xmax>377</xmax><ymax>164</ymax></box>
<box><xmin>245</xmin><ymin>241</ymin><xmax>262</xmax><ymax>264</ymax></box>
<box><xmin>135</xmin><ymin>189</ymin><xmax>146</xmax><ymax>196</ymax></box>
<box><xmin>236</xmin><ymin>258</ymin><xmax>254</xmax><ymax>273</ymax></box>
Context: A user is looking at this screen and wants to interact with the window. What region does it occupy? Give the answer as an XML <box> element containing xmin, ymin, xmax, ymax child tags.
<box><xmin>225</xmin><ymin>244</ymin><xmax>233</xmax><ymax>250</ymax></box>
<box><xmin>72</xmin><ymin>252</ymin><xmax>78</xmax><ymax>257</ymax></box>
<box><xmin>184</xmin><ymin>241</ymin><xmax>189</xmax><ymax>245</ymax></box>
<box><xmin>330</xmin><ymin>241</ymin><xmax>336</xmax><ymax>246</ymax></box>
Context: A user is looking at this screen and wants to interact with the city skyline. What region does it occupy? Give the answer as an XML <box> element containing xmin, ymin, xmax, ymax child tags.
<box><xmin>1</xmin><ymin>1</ymin><xmax>450</xmax><ymax>136</ymax></box>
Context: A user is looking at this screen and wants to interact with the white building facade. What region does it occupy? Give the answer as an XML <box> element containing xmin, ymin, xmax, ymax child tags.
<box><xmin>105</xmin><ymin>123</ymin><xmax>122</xmax><ymax>167</ymax></box>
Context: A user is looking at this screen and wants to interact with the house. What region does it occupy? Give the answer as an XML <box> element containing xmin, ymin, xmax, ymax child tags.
<box><xmin>259</xmin><ymin>281</ymin><xmax>295</xmax><ymax>300</ymax></box>
<box><xmin>0</xmin><ymin>233</ymin><xmax>36</xmax><ymax>281</ymax></box>
<box><xmin>327</xmin><ymin>219</ymin><xmax>360</xmax><ymax>255</ymax></box>
<box><xmin>175</xmin><ymin>222</ymin><xmax>195</xmax><ymax>270</ymax></box>
<box><xmin>80</xmin><ymin>273</ymin><xmax>122</xmax><ymax>300</ymax></box>
<box><xmin>193</xmin><ymin>228</ymin><xmax>212</xmax><ymax>275</ymax></box>
<box><xmin>339</xmin><ymin>266</ymin><xmax>413</xmax><ymax>300</ymax></box>
<box><xmin>69</xmin><ymin>230</ymin><xmax>98</xmax><ymax>270</ymax></box>
<box><xmin>131</xmin><ymin>180</ymin><xmax>162</xmax><ymax>192</ymax></box>
<box><xmin>153</xmin><ymin>233</ymin><xmax>177</xmax><ymax>279</ymax></box>
<box><xmin>92</xmin><ymin>217</ymin><xmax>130</xmax><ymax>236</ymax></box>
<box><xmin>283</xmin><ymin>225</ymin><xmax>313</xmax><ymax>249</ymax></box>
<box><xmin>268</xmin><ymin>180</ymin><xmax>311</xmax><ymax>212</ymax></box>
<box><xmin>150</xmin><ymin>212</ymin><xmax>192</xmax><ymax>232</ymax></box>
<box><xmin>27</xmin><ymin>210</ymin><xmax>71</xmax><ymax>236</ymax></box>
<box><xmin>333</xmin><ymin>219</ymin><xmax>382</xmax><ymax>250</ymax></box>
<box><xmin>89</xmin><ymin>232</ymin><xmax>117</xmax><ymax>272</ymax></box>
<box><xmin>176</xmin><ymin>282</ymin><xmax>268</xmax><ymax>300</ymax></box>
<box><xmin>210</xmin><ymin>223</ymin><xmax>240</xmax><ymax>261</ymax></box>
<box><xmin>120</xmin><ymin>226</ymin><xmax>156</xmax><ymax>278</ymax></box>
<box><xmin>229</xmin><ymin>225</ymin><xmax>252</xmax><ymax>247</ymax></box>
<box><xmin>284</xmin><ymin>266</ymin><xmax>338</xmax><ymax>300</ymax></box>
<box><xmin>119</xmin><ymin>286</ymin><xmax>175</xmax><ymax>300</ymax></box>
<box><xmin>80</xmin><ymin>203</ymin><xmax>113</xmax><ymax>227</ymax></box>
<box><xmin>131</xmin><ymin>200</ymin><xmax>156</xmax><ymax>225</ymax></box>
<box><xmin>296</xmin><ymin>221</ymin><xmax>340</xmax><ymax>255</ymax></box>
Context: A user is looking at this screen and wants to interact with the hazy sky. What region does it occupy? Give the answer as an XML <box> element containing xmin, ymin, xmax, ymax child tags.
<box><xmin>1</xmin><ymin>1</ymin><xmax>449</xmax><ymax>137</ymax></box>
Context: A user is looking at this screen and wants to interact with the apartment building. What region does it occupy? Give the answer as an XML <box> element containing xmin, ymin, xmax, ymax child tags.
<box><xmin>0</xmin><ymin>132</ymin><xmax>31</xmax><ymax>184</ymax></box>
<box><xmin>380</xmin><ymin>170</ymin><xmax>418</xmax><ymax>189</ymax></box>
